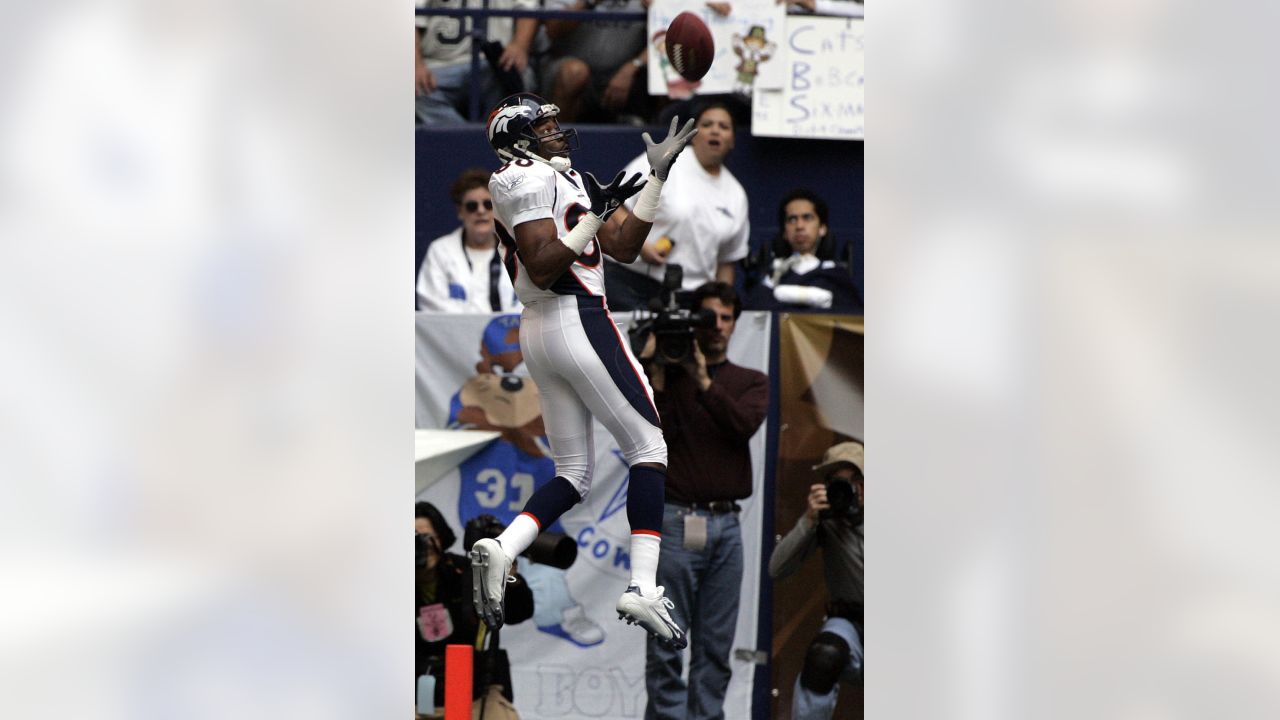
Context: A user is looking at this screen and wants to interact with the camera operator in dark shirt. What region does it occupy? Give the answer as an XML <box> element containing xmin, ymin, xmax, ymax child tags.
<box><xmin>639</xmin><ymin>281</ymin><xmax>770</xmax><ymax>720</ymax></box>
<box><xmin>416</xmin><ymin>502</ymin><xmax>533</xmax><ymax>710</ymax></box>
<box><xmin>768</xmin><ymin>441</ymin><xmax>864</xmax><ymax>720</ymax></box>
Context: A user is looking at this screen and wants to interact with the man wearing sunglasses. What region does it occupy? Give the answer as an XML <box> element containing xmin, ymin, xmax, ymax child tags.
<box><xmin>416</xmin><ymin>168</ymin><xmax>523</xmax><ymax>313</ymax></box>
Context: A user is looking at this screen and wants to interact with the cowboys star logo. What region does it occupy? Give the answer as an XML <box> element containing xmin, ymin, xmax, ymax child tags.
<box><xmin>489</xmin><ymin>104</ymin><xmax>533</xmax><ymax>141</ymax></box>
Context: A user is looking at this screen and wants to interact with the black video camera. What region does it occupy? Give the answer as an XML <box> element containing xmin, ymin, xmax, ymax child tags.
<box><xmin>628</xmin><ymin>264</ymin><xmax>716</xmax><ymax>365</ymax></box>
<box><xmin>463</xmin><ymin>514</ymin><xmax>579</xmax><ymax>570</ymax></box>
<box><xmin>820</xmin><ymin>466</ymin><xmax>864</xmax><ymax>524</ymax></box>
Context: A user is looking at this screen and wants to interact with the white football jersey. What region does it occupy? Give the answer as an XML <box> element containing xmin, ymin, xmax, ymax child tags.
<box><xmin>489</xmin><ymin>159</ymin><xmax>607</xmax><ymax>305</ymax></box>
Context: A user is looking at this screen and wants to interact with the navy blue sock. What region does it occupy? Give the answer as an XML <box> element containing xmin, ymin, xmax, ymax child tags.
<box><xmin>521</xmin><ymin>476</ymin><xmax>583</xmax><ymax>529</ymax></box>
<box><xmin>626</xmin><ymin>465</ymin><xmax>666</xmax><ymax>534</ymax></box>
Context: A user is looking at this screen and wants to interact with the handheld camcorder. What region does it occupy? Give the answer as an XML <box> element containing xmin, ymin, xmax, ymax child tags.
<box><xmin>463</xmin><ymin>514</ymin><xmax>578</xmax><ymax>570</ymax></box>
<box><xmin>628</xmin><ymin>264</ymin><xmax>716</xmax><ymax>366</ymax></box>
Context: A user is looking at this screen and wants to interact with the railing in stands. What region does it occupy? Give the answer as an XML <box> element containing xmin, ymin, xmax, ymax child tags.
<box><xmin>416</xmin><ymin>6</ymin><xmax>648</xmax><ymax>122</ymax></box>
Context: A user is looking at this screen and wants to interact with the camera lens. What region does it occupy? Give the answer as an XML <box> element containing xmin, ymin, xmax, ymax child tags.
<box><xmin>825</xmin><ymin>478</ymin><xmax>855</xmax><ymax>516</ymax></box>
<box><xmin>658</xmin><ymin>334</ymin><xmax>691</xmax><ymax>365</ymax></box>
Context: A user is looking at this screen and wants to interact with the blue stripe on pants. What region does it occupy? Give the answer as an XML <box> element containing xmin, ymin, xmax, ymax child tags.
<box><xmin>576</xmin><ymin>295</ymin><xmax>660</xmax><ymax>428</ymax></box>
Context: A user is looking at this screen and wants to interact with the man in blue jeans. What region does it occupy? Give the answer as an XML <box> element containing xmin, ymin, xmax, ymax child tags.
<box><xmin>641</xmin><ymin>281</ymin><xmax>769</xmax><ymax>720</ymax></box>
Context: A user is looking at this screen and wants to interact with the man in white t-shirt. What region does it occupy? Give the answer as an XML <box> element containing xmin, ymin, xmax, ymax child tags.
<box><xmin>416</xmin><ymin>168</ymin><xmax>522</xmax><ymax>312</ymax></box>
<box><xmin>415</xmin><ymin>0</ymin><xmax>539</xmax><ymax>125</ymax></box>
<box><xmin>603</xmin><ymin>102</ymin><xmax>751</xmax><ymax>311</ymax></box>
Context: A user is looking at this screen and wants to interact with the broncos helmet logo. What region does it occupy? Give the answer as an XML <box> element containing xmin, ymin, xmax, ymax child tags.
<box><xmin>485</xmin><ymin>93</ymin><xmax>576</xmax><ymax>166</ymax></box>
<box><xmin>488</xmin><ymin>104</ymin><xmax>534</xmax><ymax>145</ymax></box>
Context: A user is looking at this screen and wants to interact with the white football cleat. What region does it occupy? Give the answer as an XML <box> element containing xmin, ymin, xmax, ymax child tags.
<box><xmin>616</xmin><ymin>584</ymin><xmax>687</xmax><ymax>649</ymax></box>
<box><xmin>470</xmin><ymin>538</ymin><xmax>513</xmax><ymax>629</ymax></box>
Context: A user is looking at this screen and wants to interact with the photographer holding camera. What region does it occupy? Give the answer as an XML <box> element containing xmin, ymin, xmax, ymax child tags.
<box><xmin>639</xmin><ymin>280</ymin><xmax>769</xmax><ymax>720</ymax></box>
<box><xmin>416</xmin><ymin>502</ymin><xmax>533</xmax><ymax>711</ymax></box>
<box><xmin>768</xmin><ymin>441</ymin><xmax>865</xmax><ymax>720</ymax></box>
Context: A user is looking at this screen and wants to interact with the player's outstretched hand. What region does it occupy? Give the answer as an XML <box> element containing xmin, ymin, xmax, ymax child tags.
<box><xmin>584</xmin><ymin>170</ymin><xmax>647</xmax><ymax>221</ymax></box>
<box><xmin>642</xmin><ymin>117</ymin><xmax>698</xmax><ymax>181</ymax></box>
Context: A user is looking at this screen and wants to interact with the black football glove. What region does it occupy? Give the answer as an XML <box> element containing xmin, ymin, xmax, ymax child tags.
<box><xmin>583</xmin><ymin>170</ymin><xmax>647</xmax><ymax>222</ymax></box>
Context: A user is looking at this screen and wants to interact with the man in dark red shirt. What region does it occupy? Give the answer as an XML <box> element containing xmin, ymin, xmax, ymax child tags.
<box><xmin>641</xmin><ymin>281</ymin><xmax>769</xmax><ymax>720</ymax></box>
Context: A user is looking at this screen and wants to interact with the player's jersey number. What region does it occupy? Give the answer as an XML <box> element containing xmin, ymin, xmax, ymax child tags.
<box><xmin>495</xmin><ymin>158</ymin><xmax>535</xmax><ymax>174</ymax></box>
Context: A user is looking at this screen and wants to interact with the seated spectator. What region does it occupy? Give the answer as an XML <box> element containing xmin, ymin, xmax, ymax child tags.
<box><xmin>540</xmin><ymin>0</ymin><xmax>652</xmax><ymax>124</ymax></box>
<box><xmin>416</xmin><ymin>502</ymin><xmax>534</xmax><ymax>709</ymax></box>
<box><xmin>746</xmin><ymin>189</ymin><xmax>861</xmax><ymax>313</ymax></box>
<box><xmin>416</xmin><ymin>169</ymin><xmax>522</xmax><ymax>313</ymax></box>
<box><xmin>416</xmin><ymin>0</ymin><xmax>539</xmax><ymax>125</ymax></box>
<box><xmin>777</xmin><ymin>0</ymin><xmax>865</xmax><ymax>17</ymax></box>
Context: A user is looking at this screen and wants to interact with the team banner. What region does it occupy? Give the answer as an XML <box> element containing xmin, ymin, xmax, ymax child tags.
<box><xmin>769</xmin><ymin>313</ymin><xmax>863</xmax><ymax>719</ymax></box>
<box><xmin>415</xmin><ymin>310</ymin><xmax>772</xmax><ymax>720</ymax></box>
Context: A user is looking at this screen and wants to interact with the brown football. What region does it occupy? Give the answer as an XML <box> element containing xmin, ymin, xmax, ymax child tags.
<box><xmin>665</xmin><ymin>12</ymin><xmax>714</xmax><ymax>82</ymax></box>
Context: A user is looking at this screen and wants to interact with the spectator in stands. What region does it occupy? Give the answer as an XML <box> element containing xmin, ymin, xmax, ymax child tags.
<box><xmin>416</xmin><ymin>169</ymin><xmax>522</xmax><ymax>312</ymax></box>
<box><xmin>746</xmin><ymin>189</ymin><xmax>861</xmax><ymax>313</ymax></box>
<box><xmin>540</xmin><ymin>0</ymin><xmax>652</xmax><ymax>124</ymax></box>
<box><xmin>777</xmin><ymin>0</ymin><xmax>865</xmax><ymax>17</ymax></box>
<box><xmin>640</xmin><ymin>281</ymin><xmax>769</xmax><ymax>720</ymax></box>
<box><xmin>605</xmin><ymin>101</ymin><xmax>751</xmax><ymax>311</ymax></box>
<box><xmin>416</xmin><ymin>502</ymin><xmax>534</xmax><ymax>709</ymax></box>
<box><xmin>768</xmin><ymin>441</ymin><xmax>864</xmax><ymax>720</ymax></box>
<box><xmin>416</xmin><ymin>0</ymin><xmax>539</xmax><ymax>125</ymax></box>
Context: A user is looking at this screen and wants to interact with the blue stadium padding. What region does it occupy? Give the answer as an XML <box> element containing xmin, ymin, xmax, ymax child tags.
<box><xmin>753</xmin><ymin>311</ymin><xmax>783</xmax><ymax>720</ymax></box>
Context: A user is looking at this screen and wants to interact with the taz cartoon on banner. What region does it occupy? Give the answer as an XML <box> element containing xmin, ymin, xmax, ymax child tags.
<box><xmin>415</xmin><ymin>311</ymin><xmax>771</xmax><ymax>720</ymax></box>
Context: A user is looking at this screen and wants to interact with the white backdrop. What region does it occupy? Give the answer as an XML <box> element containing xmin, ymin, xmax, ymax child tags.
<box><xmin>415</xmin><ymin>310</ymin><xmax>772</xmax><ymax>720</ymax></box>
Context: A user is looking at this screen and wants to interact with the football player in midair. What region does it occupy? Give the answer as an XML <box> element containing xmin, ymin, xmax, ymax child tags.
<box><xmin>469</xmin><ymin>93</ymin><xmax>698</xmax><ymax>649</ymax></box>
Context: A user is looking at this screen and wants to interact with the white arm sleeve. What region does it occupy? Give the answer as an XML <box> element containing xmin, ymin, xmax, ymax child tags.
<box><xmin>812</xmin><ymin>0</ymin><xmax>865</xmax><ymax>17</ymax></box>
<box><xmin>621</xmin><ymin>154</ymin><xmax>651</xmax><ymax>212</ymax></box>
<box><xmin>559</xmin><ymin>213</ymin><xmax>602</xmax><ymax>254</ymax></box>
<box><xmin>630</xmin><ymin>177</ymin><xmax>664</xmax><ymax>222</ymax></box>
<box><xmin>774</xmin><ymin>284</ymin><xmax>834</xmax><ymax>308</ymax></box>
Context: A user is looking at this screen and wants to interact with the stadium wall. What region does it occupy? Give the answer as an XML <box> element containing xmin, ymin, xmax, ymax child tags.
<box><xmin>415</xmin><ymin>125</ymin><xmax>863</xmax><ymax>301</ymax></box>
